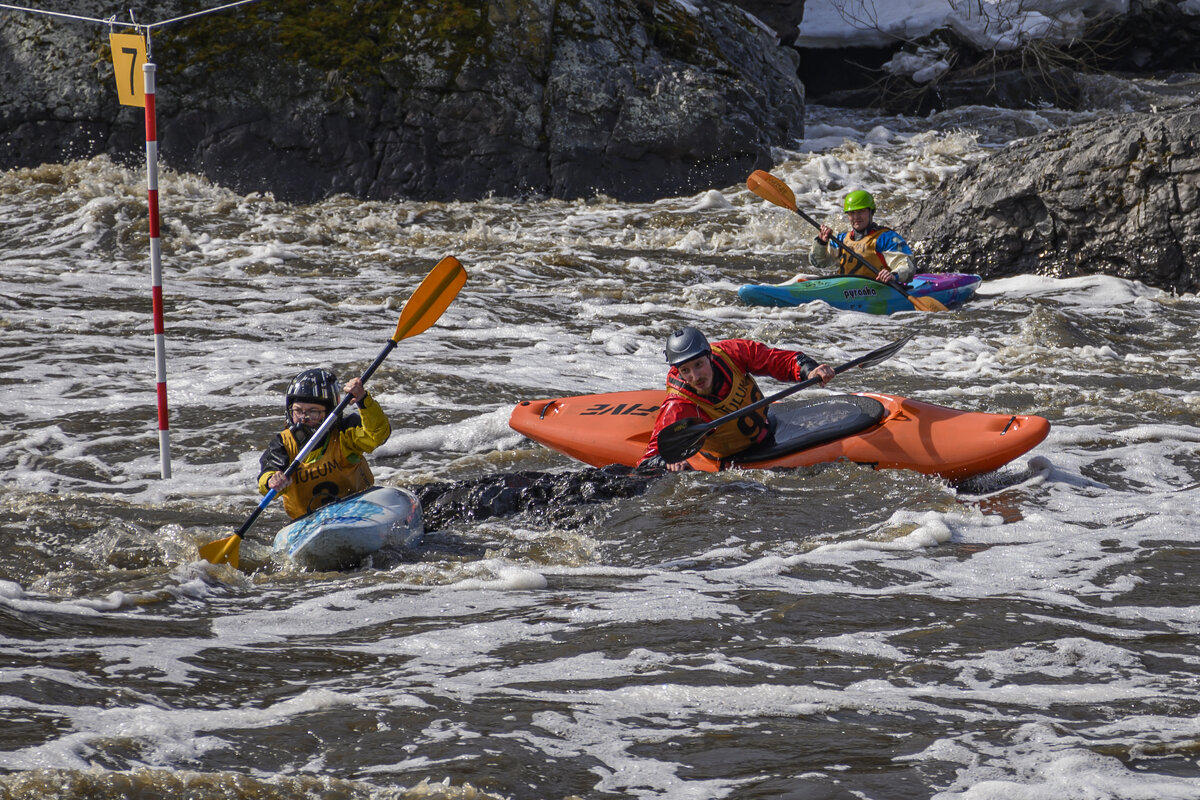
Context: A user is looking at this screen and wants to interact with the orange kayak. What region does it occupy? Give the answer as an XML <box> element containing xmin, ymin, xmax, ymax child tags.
<box><xmin>509</xmin><ymin>391</ymin><xmax>1050</xmax><ymax>480</ymax></box>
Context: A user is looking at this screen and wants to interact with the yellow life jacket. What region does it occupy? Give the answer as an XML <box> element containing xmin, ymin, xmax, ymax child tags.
<box><xmin>278</xmin><ymin>426</ymin><xmax>374</xmax><ymax>519</ymax></box>
<box><xmin>666</xmin><ymin>345</ymin><xmax>769</xmax><ymax>459</ymax></box>
<box><xmin>836</xmin><ymin>226</ymin><xmax>892</xmax><ymax>278</ymax></box>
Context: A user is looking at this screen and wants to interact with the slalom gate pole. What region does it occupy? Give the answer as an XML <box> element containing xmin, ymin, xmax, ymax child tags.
<box><xmin>143</xmin><ymin>46</ymin><xmax>172</xmax><ymax>479</ymax></box>
<box><xmin>8</xmin><ymin>3</ymin><xmax>271</xmax><ymax>480</ymax></box>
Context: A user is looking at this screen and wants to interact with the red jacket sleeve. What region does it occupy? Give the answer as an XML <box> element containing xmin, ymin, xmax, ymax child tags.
<box><xmin>715</xmin><ymin>339</ymin><xmax>808</xmax><ymax>382</ymax></box>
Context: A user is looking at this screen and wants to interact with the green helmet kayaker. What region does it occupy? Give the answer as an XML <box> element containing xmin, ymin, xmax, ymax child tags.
<box><xmin>843</xmin><ymin>190</ymin><xmax>875</xmax><ymax>213</ymax></box>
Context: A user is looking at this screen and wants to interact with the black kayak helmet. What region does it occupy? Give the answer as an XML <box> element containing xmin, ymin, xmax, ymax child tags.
<box><xmin>284</xmin><ymin>368</ymin><xmax>340</xmax><ymax>424</ymax></box>
<box><xmin>664</xmin><ymin>327</ymin><xmax>711</xmax><ymax>367</ymax></box>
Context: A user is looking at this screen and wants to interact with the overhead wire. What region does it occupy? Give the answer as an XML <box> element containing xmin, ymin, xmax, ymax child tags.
<box><xmin>0</xmin><ymin>0</ymin><xmax>266</xmax><ymax>31</ymax></box>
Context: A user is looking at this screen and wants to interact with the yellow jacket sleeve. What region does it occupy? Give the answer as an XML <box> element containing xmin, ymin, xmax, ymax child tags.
<box><xmin>339</xmin><ymin>394</ymin><xmax>391</xmax><ymax>457</ymax></box>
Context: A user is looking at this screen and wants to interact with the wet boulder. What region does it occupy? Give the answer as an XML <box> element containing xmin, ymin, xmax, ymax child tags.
<box><xmin>728</xmin><ymin>0</ymin><xmax>806</xmax><ymax>46</ymax></box>
<box><xmin>416</xmin><ymin>466</ymin><xmax>660</xmax><ymax>530</ymax></box>
<box><xmin>896</xmin><ymin>104</ymin><xmax>1200</xmax><ymax>294</ymax></box>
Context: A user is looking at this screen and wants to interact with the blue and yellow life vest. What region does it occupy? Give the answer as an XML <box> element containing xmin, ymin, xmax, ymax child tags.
<box><xmin>835</xmin><ymin>226</ymin><xmax>892</xmax><ymax>277</ymax></box>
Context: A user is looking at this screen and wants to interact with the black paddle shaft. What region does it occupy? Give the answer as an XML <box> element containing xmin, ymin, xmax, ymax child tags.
<box><xmin>278</xmin><ymin>339</ymin><xmax>396</xmax><ymax>484</ymax></box>
<box><xmin>656</xmin><ymin>334</ymin><xmax>914</xmax><ymax>464</ymax></box>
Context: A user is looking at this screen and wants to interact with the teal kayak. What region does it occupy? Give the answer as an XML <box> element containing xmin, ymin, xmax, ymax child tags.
<box><xmin>738</xmin><ymin>273</ymin><xmax>981</xmax><ymax>314</ymax></box>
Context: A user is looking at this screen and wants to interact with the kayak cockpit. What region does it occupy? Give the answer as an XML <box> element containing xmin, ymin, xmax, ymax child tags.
<box><xmin>730</xmin><ymin>395</ymin><xmax>886</xmax><ymax>467</ymax></box>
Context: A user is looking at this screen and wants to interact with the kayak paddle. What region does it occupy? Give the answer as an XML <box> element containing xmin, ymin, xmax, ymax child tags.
<box><xmin>746</xmin><ymin>170</ymin><xmax>948</xmax><ymax>313</ymax></box>
<box><xmin>198</xmin><ymin>255</ymin><xmax>468</xmax><ymax>569</ymax></box>
<box><xmin>655</xmin><ymin>333</ymin><xmax>914</xmax><ymax>464</ymax></box>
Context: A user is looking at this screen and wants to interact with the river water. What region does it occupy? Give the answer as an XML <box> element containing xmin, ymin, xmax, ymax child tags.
<box><xmin>3</xmin><ymin>74</ymin><xmax>1200</xmax><ymax>799</ymax></box>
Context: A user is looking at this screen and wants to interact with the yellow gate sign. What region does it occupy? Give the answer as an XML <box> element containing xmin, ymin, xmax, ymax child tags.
<box><xmin>109</xmin><ymin>33</ymin><xmax>147</xmax><ymax>107</ymax></box>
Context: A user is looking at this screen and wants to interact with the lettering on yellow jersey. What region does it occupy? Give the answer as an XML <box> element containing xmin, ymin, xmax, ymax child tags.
<box><xmin>581</xmin><ymin>402</ymin><xmax>660</xmax><ymax>417</ymax></box>
<box><xmin>712</xmin><ymin>378</ymin><xmax>756</xmax><ymax>416</ymax></box>
<box><xmin>294</xmin><ymin>459</ymin><xmax>339</xmax><ymax>484</ymax></box>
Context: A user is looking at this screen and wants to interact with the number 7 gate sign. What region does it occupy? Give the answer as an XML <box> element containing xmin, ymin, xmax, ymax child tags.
<box><xmin>109</xmin><ymin>32</ymin><xmax>146</xmax><ymax>107</ymax></box>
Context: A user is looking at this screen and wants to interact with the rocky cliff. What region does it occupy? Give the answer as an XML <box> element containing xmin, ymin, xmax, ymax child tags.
<box><xmin>0</xmin><ymin>0</ymin><xmax>804</xmax><ymax>202</ymax></box>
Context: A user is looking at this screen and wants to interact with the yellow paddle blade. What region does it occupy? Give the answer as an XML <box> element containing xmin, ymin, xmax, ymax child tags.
<box><xmin>747</xmin><ymin>170</ymin><xmax>799</xmax><ymax>212</ymax></box>
<box><xmin>393</xmin><ymin>256</ymin><xmax>468</xmax><ymax>342</ymax></box>
<box><xmin>197</xmin><ymin>535</ymin><xmax>241</xmax><ymax>569</ymax></box>
<box><xmin>908</xmin><ymin>294</ymin><xmax>949</xmax><ymax>312</ymax></box>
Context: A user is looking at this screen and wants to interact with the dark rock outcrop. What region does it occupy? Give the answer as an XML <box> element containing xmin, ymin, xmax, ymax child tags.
<box><xmin>0</xmin><ymin>0</ymin><xmax>804</xmax><ymax>202</ymax></box>
<box><xmin>896</xmin><ymin>104</ymin><xmax>1200</xmax><ymax>293</ymax></box>
<box><xmin>729</xmin><ymin>0</ymin><xmax>804</xmax><ymax>46</ymax></box>
<box><xmin>416</xmin><ymin>465</ymin><xmax>661</xmax><ymax>530</ymax></box>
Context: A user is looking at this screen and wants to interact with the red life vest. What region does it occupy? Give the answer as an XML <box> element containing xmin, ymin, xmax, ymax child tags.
<box><xmin>665</xmin><ymin>345</ymin><xmax>769</xmax><ymax>459</ymax></box>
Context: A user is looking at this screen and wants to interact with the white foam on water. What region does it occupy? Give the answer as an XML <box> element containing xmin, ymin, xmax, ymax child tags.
<box><xmin>5</xmin><ymin>87</ymin><xmax>1200</xmax><ymax>797</ymax></box>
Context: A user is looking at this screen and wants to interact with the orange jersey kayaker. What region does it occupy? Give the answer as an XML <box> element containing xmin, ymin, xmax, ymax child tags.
<box><xmin>639</xmin><ymin>327</ymin><xmax>834</xmax><ymax>471</ymax></box>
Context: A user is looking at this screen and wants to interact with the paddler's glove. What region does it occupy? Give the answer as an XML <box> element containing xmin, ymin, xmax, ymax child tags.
<box><xmin>636</xmin><ymin>456</ymin><xmax>667</xmax><ymax>474</ymax></box>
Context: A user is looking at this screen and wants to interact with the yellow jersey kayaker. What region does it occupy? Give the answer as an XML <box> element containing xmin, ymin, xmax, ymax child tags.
<box><xmin>809</xmin><ymin>189</ymin><xmax>916</xmax><ymax>285</ymax></box>
<box><xmin>639</xmin><ymin>327</ymin><xmax>835</xmax><ymax>472</ymax></box>
<box><xmin>257</xmin><ymin>368</ymin><xmax>392</xmax><ymax>519</ymax></box>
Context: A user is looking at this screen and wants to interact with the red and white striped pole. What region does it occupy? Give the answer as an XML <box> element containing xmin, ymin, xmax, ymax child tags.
<box><xmin>143</xmin><ymin>49</ymin><xmax>172</xmax><ymax>479</ymax></box>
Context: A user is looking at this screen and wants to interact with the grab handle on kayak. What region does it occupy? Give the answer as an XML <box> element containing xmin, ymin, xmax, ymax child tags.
<box><xmin>539</xmin><ymin>400</ymin><xmax>559</xmax><ymax>420</ymax></box>
<box><xmin>1001</xmin><ymin>415</ymin><xmax>1017</xmax><ymax>436</ymax></box>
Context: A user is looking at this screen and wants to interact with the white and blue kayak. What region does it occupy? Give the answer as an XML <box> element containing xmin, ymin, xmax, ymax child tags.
<box><xmin>272</xmin><ymin>486</ymin><xmax>423</xmax><ymax>571</ymax></box>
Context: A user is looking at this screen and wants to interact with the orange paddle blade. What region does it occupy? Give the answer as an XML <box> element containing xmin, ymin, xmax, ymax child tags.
<box><xmin>907</xmin><ymin>294</ymin><xmax>949</xmax><ymax>312</ymax></box>
<box><xmin>747</xmin><ymin>170</ymin><xmax>799</xmax><ymax>212</ymax></box>
<box><xmin>394</xmin><ymin>256</ymin><xmax>467</xmax><ymax>342</ymax></box>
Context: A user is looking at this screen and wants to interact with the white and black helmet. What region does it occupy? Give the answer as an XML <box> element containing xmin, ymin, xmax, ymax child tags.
<box><xmin>284</xmin><ymin>368</ymin><xmax>340</xmax><ymax>424</ymax></box>
<box><xmin>664</xmin><ymin>327</ymin><xmax>711</xmax><ymax>367</ymax></box>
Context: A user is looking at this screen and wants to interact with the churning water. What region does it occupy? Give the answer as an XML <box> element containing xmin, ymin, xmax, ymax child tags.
<box><xmin>3</xmin><ymin>80</ymin><xmax>1200</xmax><ymax>799</ymax></box>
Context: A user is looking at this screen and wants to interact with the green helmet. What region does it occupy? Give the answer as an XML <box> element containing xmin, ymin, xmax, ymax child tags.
<box><xmin>843</xmin><ymin>190</ymin><xmax>875</xmax><ymax>212</ymax></box>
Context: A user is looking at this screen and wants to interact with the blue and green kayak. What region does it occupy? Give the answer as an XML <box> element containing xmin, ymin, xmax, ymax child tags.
<box><xmin>737</xmin><ymin>273</ymin><xmax>981</xmax><ymax>314</ymax></box>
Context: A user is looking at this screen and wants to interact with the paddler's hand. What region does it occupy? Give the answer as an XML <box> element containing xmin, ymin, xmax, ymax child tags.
<box><xmin>875</xmin><ymin>267</ymin><xmax>895</xmax><ymax>284</ymax></box>
<box><xmin>811</xmin><ymin>364</ymin><xmax>835</xmax><ymax>386</ymax></box>
<box><xmin>267</xmin><ymin>472</ymin><xmax>292</xmax><ymax>491</ymax></box>
<box><xmin>638</xmin><ymin>455</ymin><xmax>691</xmax><ymax>474</ymax></box>
<box><xmin>344</xmin><ymin>377</ymin><xmax>367</xmax><ymax>404</ymax></box>
<box><xmin>817</xmin><ymin>224</ymin><xmax>833</xmax><ymax>244</ymax></box>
